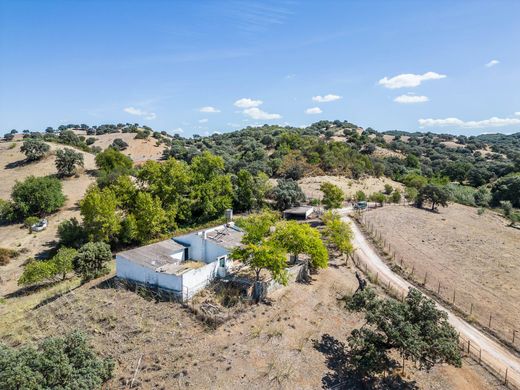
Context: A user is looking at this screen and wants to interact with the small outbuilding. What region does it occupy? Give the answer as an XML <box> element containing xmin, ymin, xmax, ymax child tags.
<box><xmin>283</xmin><ymin>206</ymin><xmax>315</xmax><ymax>220</ymax></box>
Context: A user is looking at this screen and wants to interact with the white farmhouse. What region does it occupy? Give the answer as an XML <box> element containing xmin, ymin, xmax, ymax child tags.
<box><xmin>116</xmin><ymin>223</ymin><xmax>244</xmax><ymax>300</ymax></box>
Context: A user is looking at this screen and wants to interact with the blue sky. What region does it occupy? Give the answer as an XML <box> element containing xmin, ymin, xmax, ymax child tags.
<box><xmin>1</xmin><ymin>0</ymin><xmax>519</xmax><ymax>136</ymax></box>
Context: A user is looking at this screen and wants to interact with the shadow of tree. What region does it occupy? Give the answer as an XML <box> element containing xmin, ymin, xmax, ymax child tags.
<box><xmin>313</xmin><ymin>334</ymin><xmax>419</xmax><ymax>390</ymax></box>
<box><xmin>5</xmin><ymin>159</ymin><xmax>30</xmax><ymax>169</ymax></box>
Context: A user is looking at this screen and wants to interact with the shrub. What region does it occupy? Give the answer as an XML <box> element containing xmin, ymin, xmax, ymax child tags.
<box><xmin>18</xmin><ymin>258</ymin><xmax>56</xmax><ymax>286</ymax></box>
<box><xmin>74</xmin><ymin>242</ymin><xmax>112</xmax><ymax>282</ymax></box>
<box><xmin>11</xmin><ymin>176</ymin><xmax>66</xmax><ymax>217</ymax></box>
<box><xmin>474</xmin><ymin>187</ymin><xmax>491</xmax><ymax>207</ymax></box>
<box><xmin>0</xmin><ymin>331</ymin><xmax>114</xmax><ymax>389</ymax></box>
<box><xmin>355</xmin><ymin>190</ymin><xmax>366</xmax><ymax>201</ymax></box>
<box><xmin>86</xmin><ymin>137</ymin><xmax>97</xmax><ymax>145</ymax></box>
<box><xmin>58</xmin><ymin>217</ymin><xmax>85</xmax><ymax>248</ymax></box>
<box><xmin>491</xmin><ymin>173</ymin><xmax>520</xmax><ymax>208</ymax></box>
<box><xmin>111</xmin><ymin>138</ymin><xmax>129</xmax><ymax>151</ymax></box>
<box><xmin>445</xmin><ymin>183</ymin><xmax>477</xmax><ymax>206</ymax></box>
<box><xmin>383</xmin><ymin>183</ymin><xmax>393</xmax><ymax>195</ymax></box>
<box><xmin>0</xmin><ymin>248</ymin><xmax>18</xmax><ymax>266</ymax></box>
<box><xmin>55</xmin><ymin>148</ymin><xmax>84</xmax><ymax>176</ymax></box>
<box><xmin>20</xmin><ymin>139</ymin><xmax>50</xmax><ymax>161</ymax></box>
<box><xmin>390</xmin><ymin>189</ymin><xmax>401</xmax><ymax>203</ymax></box>
<box><xmin>0</xmin><ymin>199</ymin><xmax>17</xmax><ymax>224</ymax></box>
<box><xmin>320</xmin><ymin>182</ymin><xmax>344</xmax><ymax>209</ymax></box>
<box><xmin>270</xmin><ymin>179</ymin><xmax>306</xmax><ymax>211</ymax></box>
<box><xmin>23</xmin><ymin>216</ymin><xmax>40</xmax><ymax>231</ymax></box>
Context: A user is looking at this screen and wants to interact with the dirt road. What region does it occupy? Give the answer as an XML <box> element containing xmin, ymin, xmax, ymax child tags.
<box><xmin>340</xmin><ymin>212</ymin><xmax>520</xmax><ymax>387</ymax></box>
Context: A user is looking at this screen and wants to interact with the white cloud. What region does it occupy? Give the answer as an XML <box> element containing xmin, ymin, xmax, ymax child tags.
<box><xmin>378</xmin><ymin>72</ymin><xmax>446</xmax><ymax>89</ymax></box>
<box><xmin>198</xmin><ymin>118</ymin><xmax>208</xmax><ymax>123</ymax></box>
<box><xmin>123</xmin><ymin>106</ymin><xmax>156</xmax><ymax>120</ymax></box>
<box><xmin>243</xmin><ymin>107</ymin><xmax>281</xmax><ymax>120</ymax></box>
<box><xmin>312</xmin><ymin>94</ymin><xmax>342</xmax><ymax>103</ymax></box>
<box><xmin>234</xmin><ymin>98</ymin><xmax>263</xmax><ymax>108</ymax></box>
<box><xmin>305</xmin><ymin>107</ymin><xmax>322</xmax><ymax>114</ymax></box>
<box><xmin>485</xmin><ymin>59</ymin><xmax>500</xmax><ymax>68</ymax></box>
<box><xmin>394</xmin><ymin>94</ymin><xmax>429</xmax><ymax>104</ymax></box>
<box><xmin>514</xmin><ymin>112</ymin><xmax>520</xmax><ymax>116</ymax></box>
<box><xmin>199</xmin><ymin>106</ymin><xmax>220</xmax><ymax>113</ymax></box>
<box><xmin>418</xmin><ymin>116</ymin><xmax>520</xmax><ymax>128</ymax></box>
<box><xmin>172</xmin><ymin>127</ymin><xmax>184</xmax><ymax>133</ymax></box>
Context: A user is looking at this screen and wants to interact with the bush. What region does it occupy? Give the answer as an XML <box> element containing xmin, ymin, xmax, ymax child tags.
<box><xmin>11</xmin><ymin>176</ymin><xmax>66</xmax><ymax>217</ymax></box>
<box><xmin>390</xmin><ymin>189</ymin><xmax>401</xmax><ymax>203</ymax></box>
<box><xmin>111</xmin><ymin>138</ymin><xmax>129</xmax><ymax>151</ymax></box>
<box><xmin>0</xmin><ymin>331</ymin><xmax>114</xmax><ymax>389</ymax></box>
<box><xmin>474</xmin><ymin>187</ymin><xmax>491</xmax><ymax>207</ymax></box>
<box><xmin>23</xmin><ymin>216</ymin><xmax>40</xmax><ymax>230</ymax></box>
<box><xmin>355</xmin><ymin>190</ymin><xmax>366</xmax><ymax>201</ymax></box>
<box><xmin>86</xmin><ymin>137</ymin><xmax>97</xmax><ymax>145</ymax></box>
<box><xmin>18</xmin><ymin>258</ymin><xmax>56</xmax><ymax>286</ymax></box>
<box><xmin>58</xmin><ymin>217</ymin><xmax>85</xmax><ymax>248</ymax></box>
<box><xmin>20</xmin><ymin>139</ymin><xmax>50</xmax><ymax>161</ymax></box>
<box><xmin>445</xmin><ymin>183</ymin><xmax>477</xmax><ymax>206</ymax></box>
<box><xmin>270</xmin><ymin>179</ymin><xmax>306</xmax><ymax>211</ymax></box>
<box><xmin>0</xmin><ymin>248</ymin><xmax>18</xmax><ymax>266</ymax></box>
<box><xmin>95</xmin><ymin>147</ymin><xmax>133</xmax><ymax>173</ymax></box>
<box><xmin>383</xmin><ymin>184</ymin><xmax>393</xmax><ymax>195</ymax></box>
<box><xmin>55</xmin><ymin>148</ymin><xmax>84</xmax><ymax>176</ymax></box>
<box><xmin>491</xmin><ymin>173</ymin><xmax>520</xmax><ymax>208</ymax></box>
<box><xmin>74</xmin><ymin>242</ymin><xmax>112</xmax><ymax>282</ymax></box>
<box><xmin>0</xmin><ymin>199</ymin><xmax>17</xmax><ymax>224</ymax></box>
<box><xmin>320</xmin><ymin>182</ymin><xmax>344</xmax><ymax>209</ymax></box>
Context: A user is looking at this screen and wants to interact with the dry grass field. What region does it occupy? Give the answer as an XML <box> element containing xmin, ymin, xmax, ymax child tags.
<box><xmin>298</xmin><ymin>175</ymin><xmax>404</xmax><ymax>200</ymax></box>
<box><xmin>0</xmin><ymin>256</ymin><xmax>502</xmax><ymax>390</ymax></box>
<box><xmin>363</xmin><ymin>203</ymin><xmax>520</xmax><ymax>347</ymax></box>
<box><xmin>0</xmin><ymin>141</ymin><xmax>96</xmax><ymax>296</ymax></box>
<box><xmin>89</xmin><ymin>132</ymin><xmax>166</xmax><ymax>163</ymax></box>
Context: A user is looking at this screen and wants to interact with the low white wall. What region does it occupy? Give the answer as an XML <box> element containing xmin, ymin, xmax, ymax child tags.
<box><xmin>116</xmin><ymin>256</ymin><xmax>182</xmax><ymax>292</ymax></box>
<box><xmin>182</xmin><ymin>261</ymin><xmax>219</xmax><ymax>299</ymax></box>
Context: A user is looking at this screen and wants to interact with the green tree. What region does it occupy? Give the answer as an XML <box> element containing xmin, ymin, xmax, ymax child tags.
<box><xmin>491</xmin><ymin>173</ymin><xmax>520</xmax><ymax>208</ymax></box>
<box><xmin>416</xmin><ymin>184</ymin><xmax>450</xmax><ymax>211</ymax></box>
<box><xmin>233</xmin><ymin>169</ymin><xmax>256</xmax><ymax>212</ymax></box>
<box><xmin>402</xmin><ymin>173</ymin><xmax>428</xmax><ymax>190</ymax></box>
<box><xmin>272</xmin><ymin>221</ymin><xmax>328</xmax><ymax>280</ymax></box>
<box><xmin>344</xmin><ymin>288</ymin><xmax>461</xmax><ymax>386</ymax></box>
<box><xmin>355</xmin><ymin>190</ymin><xmax>366</xmax><ymax>201</ymax></box>
<box><xmin>271</xmin><ymin>179</ymin><xmax>306</xmax><ymax>211</ymax></box>
<box><xmin>11</xmin><ymin>176</ymin><xmax>66</xmax><ymax>217</ymax></box>
<box><xmin>390</xmin><ymin>189</ymin><xmax>401</xmax><ymax>203</ymax></box>
<box><xmin>369</xmin><ymin>192</ymin><xmax>385</xmax><ymax>206</ymax></box>
<box><xmin>58</xmin><ymin>217</ymin><xmax>85</xmax><ymax>248</ymax></box>
<box><xmin>404</xmin><ymin>187</ymin><xmax>418</xmax><ymax>203</ymax></box>
<box><xmin>320</xmin><ymin>182</ymin><xmax>344</xmax><ymax>209</ymax></box>
<box><xmin>322</xmin><ymin>211</ymin><xmax>354</xmax><ymax>262</ymax></box>
<box><xmin>119</xmin><ymin>214</ymin><xmax>138</xmax><ymax>244</ymax></box>
<box><xmin>55</xmin><ymin>148</ymin><xmax>84</xmax><ymax>177</ymax></box>
<box><xmin>20</xmin><ymin>139</ymin><xmax>50</xmax><ymax>161</ymax></box>
<box><xmin>235</xmin><ymin>210</ymin><xmax>280</xmax><ymax>245</ymax></box>
<box><xmin>80</xmin><ymin>186</ymin><xmax>120</xmax><ymax>242</ymax></box>
<box><xmin>52</xmin><ymin>247</ymin><xmax>77</xmax><ymax>280</ymax></box>
<box><xmin>74</xmin><ymin>242</ymin><xmax>112</xmax><ymax>282</ymax></box>
<box><xmin>383</xmin><ymin>184</ymin><xmax>393</xmax><ymax>195</ymax></box>
<box><xmin>133</xmin><ymin>192</ymin><xmax>167</xmax><ymax>242</ymax></box>
<box><xmin>0</xmin><ymin>331</ymin><xmax>114</xmax><ymax>390</ymax></box>
<box><xmin>95</xmin><ymin>147</ymin><xmax>133</xmax><ymax>172</ymax></box>
<box><xmin>18</xmin><ymin>259</ymin><xmax>55</xmax><ymax>286</ymax></box>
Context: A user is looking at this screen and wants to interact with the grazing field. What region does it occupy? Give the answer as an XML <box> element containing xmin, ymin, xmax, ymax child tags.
<box><xmin>0</xmin><ymin>141</ymin><xmax>96</xmax><ymax>296</ymax></box>
<box><xmin>0</xmin><ymin>257</ymin><xmax>502</xmax><ymax>390</ymax></box>
<box><xmin>364</xmin><ymin>203</ymin><xmax>520</xmax><ymax>347</ymax></box>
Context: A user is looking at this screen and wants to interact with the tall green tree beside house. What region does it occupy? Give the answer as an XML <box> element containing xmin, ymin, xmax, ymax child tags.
<box><xmin>80</xmin><ymin>185</ymin><xmax>120</xmax><ymax>242</ymax></box>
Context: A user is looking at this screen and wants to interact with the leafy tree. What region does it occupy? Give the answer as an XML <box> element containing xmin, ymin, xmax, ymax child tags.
<box><xmin>119</xmin><ymin>214</ymin><xmax>138</xmax><ymax>243</ymax></box>
<box><xmin>491</xmin><ymin>173</ymin><xmax>520</xmax><ymax>207</ymax></box>
<box><xmin>20</xmin><ymin>139</ymin><xmax>50</xmax><ymax>161</ymax></box>
<box><xmin>467</xmin><ymin>166</ymin><xmax>493</xmax><ymax>187</ymax></box>
<box><xmin>402</xmin><ymin>173</ymin><xmax>428</xmax><ymax>190</ymax></box>
<box><xmin>390</xmin><ymin>189</ymin><xmax>401</xmax><ymax>203</ymax></box>
<box><xmin>235</xmin><ymin>210</ymin><xmax>280</xmax><ymax>244</ymax></box>
<box><xmin>231</xmin><ymin>242</ymin><xmax>288</xmax><ymax>286</ymax></box>
<box><xmin>11</xmin><ymin>176</ymin><xmax>66</xmax><ymax>217</ymax></box>
<box><xmin>383</xmin><ymin>184</ymin><xmax>393</xmax><ymax>195</ymax></box>
<box><xmin>416</xmin><ymin>184</ymin><xmax>450</xmax><ymax>211</ymax></box>
<box><xmin>272</xmin><ymin>221</ymin><xmax>328</xmax><ymax>272</ymax></box>
<box><xmin>344</xmin><ymin>288</ymin><xmax>461</xmax><ymax>386</ymax></box>
<box><xmin>111</xmin><ymin>138</ymin><xmax>129</xmax><ymax>150</ymax></box>
<box><xmin>94</xmin><ymin>147</ymin><xmax>133</xmax><ymax>184</ymax></box>
<box><xmin>55</xmin><ymin>148</ymin><xmax>84</xmax><ymax>176</ymax></box>
<box><xmin>271</xmin><ymin>179</ymin><xmax>306</xmax><ymax>211</ymax></box>
<box><xmin>80</xmin><ymin>186</ymin><xmax>120</xmax><ymax>242</ymax></box>
<box><xmin>355</xmin><ymin>190</ymin><xmax>366</xmax><ymax>202</ymax></box>
<box><xmin>404</xmin><ymin>186</ymin><xmax>418</xmax><ymax>203</ymax></box>
<box><xmin>58</xmin><ymin>217</ymin><xmax>85</xmax><ymax>248</ymax></box>
<box><xmin>473</xmin><ymin>187</ymin><xmax>491</xmax><ymax>207</ymax></box>
<box><xmin>443</xmin><ymin>161</ymin><xmax>471</xmax><ymax>184</ymax></box>
<box><xmin>233</xmin><ymin>169</ymin><xmax>256</xmax><ymax>212</ymax></box>
<box><xmin>133</xmin><ymin>192</ymin><xmax>167</xmax><ymax>242</ymax></box>
<box><xmin>320</xmin><ymin>182</ymin><xmax>344</xmax><ymax>209</ymax></box>
<box><xmin>18</xmin><ymin>259</ymin><xmax>55</xmax><ymax>286</ymax></box>
<box><xmin>52</xmin><ymin>247</ymin><xmax>77</xmax><ymax>280</ymax></box>
<box><xmin>0</xmin><ymin>199</ymin><xmax>17</xmax><ymax>224</ymax></box>
<box><xmin>74</xmin><ymin>242</ymin><xmax>112</xmax><ymax>282</ymax></box>
<box><xmin>405</xmin><ymin>154</ymin><xmax>420</xmax><ymax>168</ymax></box>
<box><xmin>369</xmin><ymin>192</ymin><xmax>385</xmax><ymax>206</ymax></box>
<box><xmin>322</xmin><ymin>211</ymin><xmax>354</xmax><ymax>262</ymax></box>
<box><xmin>0</xmin><ymin>331</ymin><xmax>114</xmax><ymax>389</ymax></box>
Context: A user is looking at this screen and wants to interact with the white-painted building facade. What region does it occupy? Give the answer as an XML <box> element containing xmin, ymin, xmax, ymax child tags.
<box><xmin>116</xmin><ymin>223</ymin><xmax>243</xmax><ymax>300</ymax></box>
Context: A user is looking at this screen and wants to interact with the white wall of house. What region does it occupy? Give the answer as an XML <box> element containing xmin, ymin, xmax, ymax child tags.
<box><xmin>181</xmin><ymin>261</ymin><xmax>219</xmax><ymax>299</ymax></box>
<box><xmin>116</xmin><ymin>256</ymin><xmax>183</xmax><ymax>292</ymax></box>
<box><xmin>174</xmin><ymin>232</ymin><xmax>229</xmax><ymax>264</ymax></box>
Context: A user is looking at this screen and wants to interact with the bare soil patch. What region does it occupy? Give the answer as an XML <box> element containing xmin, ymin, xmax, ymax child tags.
<box><xmin>364</xmin><ymin>204</ymin><xmax>520</xmax><ymax>348</ymax></box>
<box><xmin>90</xmin><ymin>132</ymin><xmax>166</xmax><ymax>163</ymax></box>
<box><xmin>0</xmin><ymin>258</ymin><xmax>502</xmax><ymax>389</ymax></box>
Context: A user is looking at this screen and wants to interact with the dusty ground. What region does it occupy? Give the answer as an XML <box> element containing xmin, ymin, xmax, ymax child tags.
<box><xmin>89</xmin><ymin>132</ymin><xmax>166</xmax><ymax>163</ymax></box>
<box><xmin>0</xmin><ymin>141</ymin><xmax>96</xmax><ymax>295</ymax></box>
<box><xmin>363</xmin><ymin>203</ymin><xmax>520</xmax><ymax>348</ymax></box>
<box><xmin>298</xmin><ymin>175</ymin><xmax>404</xmax><ymax>201</ymax></box>
<box><xmin>0</xmin><ymin>257</ymin><xmax>503</xmax><ymax>389</ymax></box>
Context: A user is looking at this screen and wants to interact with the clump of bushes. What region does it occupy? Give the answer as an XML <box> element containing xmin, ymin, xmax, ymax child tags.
<box><xmin>0</xmin><ymin>248</ymin><xmax>18</xmax><ymax>266</ymax></box>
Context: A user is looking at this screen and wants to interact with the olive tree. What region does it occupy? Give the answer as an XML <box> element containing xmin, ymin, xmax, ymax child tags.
<box><xmin>20</xmin><ymin>139</ymin><xmax>50</xmax><ymax>161</ymax></box>
<box><xmin>55</xmin><ymin>148</ymin><xmax>84</xmax><ymax>176</ymax></box>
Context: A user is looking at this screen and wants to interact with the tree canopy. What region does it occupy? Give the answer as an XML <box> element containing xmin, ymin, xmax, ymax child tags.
<box><xmin>320</xmin><ymin>182</ymin><xmax>344</xmax><ymax>209</ymax></box>
<box><xmin>11</xmin><ymin>176</ymin><xmax>66</xmax><ymax>218</ymax></box>
<box><xmin>20</xmin><ymin>138</ymin><xmax>50</xmax><ymax>161</ymax></box>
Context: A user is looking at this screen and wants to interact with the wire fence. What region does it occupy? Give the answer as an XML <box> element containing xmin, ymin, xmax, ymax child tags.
<box><xmin>350</xmin><ymin>218</ymin><xmax>520</xmax><ymax>390</ymax></box>
<box><xmin>357</xmin><ymin>210</ymin><xmax>520</xmax><ymax>353</ymax></box>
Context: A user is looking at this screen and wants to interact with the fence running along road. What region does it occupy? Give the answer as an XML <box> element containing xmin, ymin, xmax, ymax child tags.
<box><xmin>340</xmin><ymin>211</ymin><xmax>520</xmax><ymax>389</ymax></box>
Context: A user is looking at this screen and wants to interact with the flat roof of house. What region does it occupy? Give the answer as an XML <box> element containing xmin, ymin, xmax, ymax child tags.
<box><xmin>118</xmin><ymin>239</ymin><xmax>185</xmax><ymax>269</ymax></box>
<box><xmin>205</xmin><ymin>225</ymin><xmax>244</xmax><ymax>249</ymax></box>
<box><xmin>283</xmin><ymin>206</ymin><xmax>314</xmax><ymax>215</ymax></box>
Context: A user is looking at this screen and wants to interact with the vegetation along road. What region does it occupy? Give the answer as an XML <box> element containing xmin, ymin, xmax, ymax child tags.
<box><xmin>340</xmin><ymin>211</ymin><xmax>520</xmax><ymax>386</ymax></box>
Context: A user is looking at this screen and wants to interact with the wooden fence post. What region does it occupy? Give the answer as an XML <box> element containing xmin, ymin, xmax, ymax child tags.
<box><xmin>488</xmin><ymin>314</ymin><xmax>492</xmax><ymax>328</ymax></box>
<box><xmin>504</xmin><ymin>367</ymin><xmax>508</xmax><ymax>386</ymax></box>
<box><xmin>467</xmin><ymin>340</ymin><xmax>471</xmax><ymax>353</ymax></box>
<box><xmin>452</xmin><ymin>289</ymin><xmax>456</xmax><ymax>304</ymax></box>
<box><xmin>423</xmin><ymin>272</ymin><xmax>428</xmax><ymax>286</ymax></box>
<box><xmin>513</xmin><ymin>330</ymin><xmax>517</xmax><ymax>344</ymax></box>
<box><xmin>469</xmin><ymin>303</ymin><xmax>473</xmax><ymax>316</ymax></box>
<box><xmin>437</xmin><ymin>281</ymin><xmax>441</xmax><ymax>295</ymax></box>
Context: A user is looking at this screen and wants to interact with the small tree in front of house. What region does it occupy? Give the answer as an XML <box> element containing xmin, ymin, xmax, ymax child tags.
<box><xmin>322</xmin><ymin>211</ymin><xmax>354</xmax><ymax>263</ymax></box>
<box><xmin>74</xmin><ymin>242</ymin><xmax>112</xmax><ymax>282</ymax></box>
<box><xmin>320</xmin><ymin>182</ymin><xmax>344</xmax><ymax>209</ymax></box>
<box><xmin>55</xmin><ymin>148</ymin><xmax>84</xmax><ymax>177</ymax></box>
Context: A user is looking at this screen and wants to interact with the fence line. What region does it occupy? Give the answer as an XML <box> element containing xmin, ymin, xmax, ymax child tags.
<box><xmin>350</xmin><ymin>222</ymin><xmax>520</xmax><ymax>389</ymax></box>
<box><xmin>357</xmin><ymin>211</ymin><xmax>520</xmax><ymax>352</ymax></box>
